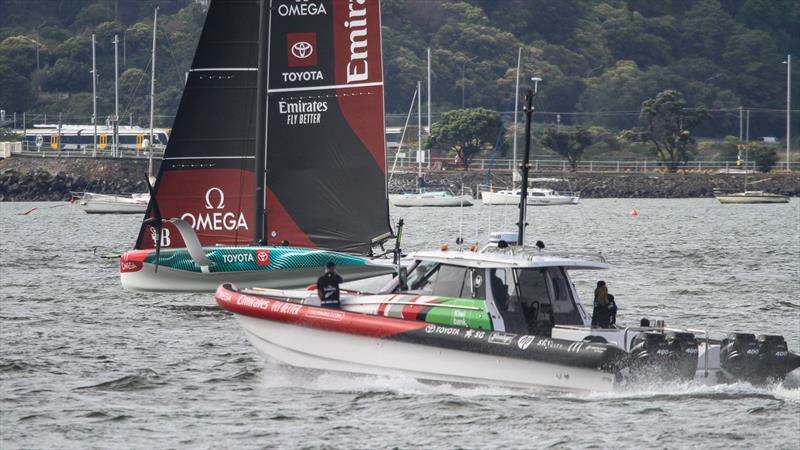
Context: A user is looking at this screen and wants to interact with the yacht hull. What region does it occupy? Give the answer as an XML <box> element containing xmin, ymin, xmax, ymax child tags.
<box><xmin>480</xmin><ymin>190</ymin><xmax>579</xmax><ymax>206</ymax></box>
<box><xmin>216</xmin><ymin>285</ymin><xmax>622</xmax><ymax>392</ymax></box>
<box><xmin>715</xmin><ymin>194</ymin><xmax>790</xmax><ymax>204</ymax></box>
<box><xmin>120</xmin><ymin>247</ymin><xmax>395</xmax><ymax>292</ymax></box>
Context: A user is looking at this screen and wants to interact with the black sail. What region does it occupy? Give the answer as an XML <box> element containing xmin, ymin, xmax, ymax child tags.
<box><xmin>265</xmin><ymin>0</ymin><xmax>391</xmax><ymax>254</ymax></box>
<box><xmin>136</xmin><ymin>0</ymin><xmax>392</xmax><ymax>255</ymax></box>
<box><xmin>136</xmin><ymin>0</ymin><xmax>260</xmax><ymax>249</ymax></box>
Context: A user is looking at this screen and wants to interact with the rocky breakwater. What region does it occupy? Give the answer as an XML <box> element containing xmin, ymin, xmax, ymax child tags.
<box><xmin>389</xmin><ymin>171</ymin><xmax>799</xmax><ymax>198</ymax></box>
<box><xmin>0</xmin><ymin>154</ymin><xmax>159</xmax><ymax>201</ymax></box>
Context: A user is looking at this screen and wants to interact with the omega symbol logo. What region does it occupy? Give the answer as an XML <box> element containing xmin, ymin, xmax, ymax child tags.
<box><xmin>205</xmin><ymin>187</ymin><xmax>225</xmax><ymax>209</ymax></box>
<box><xmin>291</xmin><ymin>41</ymin><xmax>313</xmax><ymax>59</ymax></box>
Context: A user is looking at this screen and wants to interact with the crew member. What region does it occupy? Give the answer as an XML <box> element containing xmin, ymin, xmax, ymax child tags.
<box><xmin>317</xmin><ymin>262</ymin><xmax>343</xmax><ymax>308</ymax></box>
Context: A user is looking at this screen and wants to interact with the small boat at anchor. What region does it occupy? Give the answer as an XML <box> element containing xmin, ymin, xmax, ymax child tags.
<box><xmin>392</xmin><ymin>190</ymin><xmax>474</xmax><ymax>207</ymax></box>
<box><xmin>480</xmin><ymin>178</ymin><xmax>580</xmax><ymax>206</ymax></box>
<box><xmin>76</xmin><ymin>192</ymin><xmax>149</xmax><ymax>214</ymax></box>
<box><xmin>714</xmin><ymin>190</ymin><xmax>789</xmax><ymax>204</ymax></box>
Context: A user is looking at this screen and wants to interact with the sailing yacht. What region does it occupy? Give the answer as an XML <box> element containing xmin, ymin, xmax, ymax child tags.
<box><xmin>120</xmin><ymin>0</ymin><xmax>396</xmax><ymax>292</ymax></box>
<box><xmin>715</xmin><ymin>148</ymin><xmax>789</xmax><ymax>204</ymax></box>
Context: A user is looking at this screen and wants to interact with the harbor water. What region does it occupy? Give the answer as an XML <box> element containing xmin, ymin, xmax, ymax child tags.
<box><xmin>1</xmin><ymin>199</ymin><xmax>799</xmax><ymax>449</ymax></box>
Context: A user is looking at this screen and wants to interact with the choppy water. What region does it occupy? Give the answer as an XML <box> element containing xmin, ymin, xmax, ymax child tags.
<box><xmin>1</xmin><ymin>199</ymin><xmax>799</xmax><ymax>449</ymax></box>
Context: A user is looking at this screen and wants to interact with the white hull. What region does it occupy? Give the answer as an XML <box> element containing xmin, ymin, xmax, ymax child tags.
<box><xmin>392</xmin><ymin>195</ymin><xmax>473</xmax><ymax>207</ymax></box>
<box><xmin>480</xmin><ymin>190</ymin><xmax>579</xmax><ymax>206</ymax></box>
<box><xmin>715</xmin><ymin>192</ymin><xmax>789</xmax><ymax>204</ymax></box>
<box><xmin>121</xmin><ymin>263</ymin><xmax>394</xmax><ymax>292</ymax></box>
<box><xmin>236</xmin><ymin>315</ymin><xmax>616</xmax><ymax>392</ymax></box>
<box><xmin>80</xmin><ymin>192</ymin><xmax>149</xmax><ymax>214</ymax></box>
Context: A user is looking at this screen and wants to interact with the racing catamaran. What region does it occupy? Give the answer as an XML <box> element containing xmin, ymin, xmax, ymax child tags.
<box><xmin>121</xmin><ymin>0</ymin><xmax>395</xmax><ymax>291</ymax></box>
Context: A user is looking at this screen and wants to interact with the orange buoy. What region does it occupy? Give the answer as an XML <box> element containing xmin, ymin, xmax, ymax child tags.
<box><xmin>629</xmin><ymin>208</ymin><xmax>639</xmax><ymax>217</ymax></box>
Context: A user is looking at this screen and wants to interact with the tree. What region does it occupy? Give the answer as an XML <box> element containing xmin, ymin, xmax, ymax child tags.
<box><xmin>622</xmin><ymin>90</ymin><xmax>708</xmax><ymax>172</ymax></box>
<box><xmin>427</xmin><ymin>108</ymin><xmax>504</xmax><ymax>170</ymax></box>
<box><xmin>540</xmin><ymin>127</ymin><xmax>592</xmax><ymax>171</ymax></box>
<box><xmin>749</xmin><ymin>144</ymin><xmax>778</xmax><ymax>172</ymax></box>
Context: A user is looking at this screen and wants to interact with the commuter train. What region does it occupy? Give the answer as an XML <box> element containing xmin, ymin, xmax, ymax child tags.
<box><xmin>20</xmin><ymin>125</ymin><xmax>169</xmax><ymax>151</ymax></box>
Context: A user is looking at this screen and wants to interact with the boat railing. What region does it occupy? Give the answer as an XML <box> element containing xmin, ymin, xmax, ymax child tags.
<box><xmin>481</xmin><ymin>245</ymin><xmax>607</xmax><ymax>264</ymax></box>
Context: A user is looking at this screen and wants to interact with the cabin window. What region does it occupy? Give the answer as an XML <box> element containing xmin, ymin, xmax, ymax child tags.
<box><xmin>405</xmin><ymin>262</ymin><xmax>469</xmax><ymax>298</ymax></box>
<box><xmin>546</xmin><ymin>268</ymin><xmax>583</xmax><ymax>325</ymax></box>
<box><xmin>430</xmin><ymin>264</ymin><xmax>468</xmax><ymax>297</ymax></box>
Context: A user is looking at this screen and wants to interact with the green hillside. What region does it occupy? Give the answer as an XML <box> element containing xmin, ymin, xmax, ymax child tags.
<box><xmin>1</xmin><ymin>0</ymin><xmax>797</xmax><ymax>139</ymax></box>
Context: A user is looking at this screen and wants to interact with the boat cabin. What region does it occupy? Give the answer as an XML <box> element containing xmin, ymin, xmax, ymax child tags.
<box><xmin>388</xmin><ymin>248</ymin><xmax>608</xmax><ymax>336</ymax></box>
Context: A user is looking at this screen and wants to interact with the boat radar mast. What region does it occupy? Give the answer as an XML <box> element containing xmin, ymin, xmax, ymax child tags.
<box><xmin>515</xmin><ymin>77</ymin><xmax>541</xmax><ymax>246</ymax></box>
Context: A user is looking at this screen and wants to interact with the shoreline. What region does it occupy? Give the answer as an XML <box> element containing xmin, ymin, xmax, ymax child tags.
<box><xmin>1</xmin><ymin>154</ymin><xmax>798</xmax><ymax>201</ymax></box>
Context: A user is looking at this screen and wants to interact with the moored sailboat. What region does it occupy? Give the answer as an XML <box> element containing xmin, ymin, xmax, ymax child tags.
<box><xmin>120</xmin><ymin>0</ymin><xmax>395</xmax><ymax>292</ymax></box>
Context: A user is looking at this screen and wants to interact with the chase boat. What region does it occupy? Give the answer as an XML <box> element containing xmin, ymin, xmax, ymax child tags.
<box><xmin>215</xmin><ymin>241</ymin><xmax>800</xmax><ymax>392</ymax></box>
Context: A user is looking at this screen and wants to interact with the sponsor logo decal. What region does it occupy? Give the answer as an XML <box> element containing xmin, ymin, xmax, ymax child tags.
<box><xmin>217</xmin><ymin>290</ymin><xmax>233</xmax><ymax>302</ymax></box>
<box><xmin>306</xmin><ymin>308</ymin><xmax>345</xmax><ymax>321</ymax></box>
<box><xmin>271</xmin><ymin>302</ymin><xmax>303</xmax><ymax>316</ymax></box>
<box><xmin>517</xmin><ymin>335</ymin><xmax>535</xmax><ymax>350</ymax></box>
<box><xmin>278</xmin><ymin>0</ymin><xmax>327</xmax><ymax>17</ymax></box>
<box><xmin>278</xmin><ymin>99</ymin><xmax>327</xmax><ymax>125</ymax></box>
<box><xmin>287</xmin><ymin>33</ymin><xmax>317</xmax><ymax>67</ymax></box>
<box><xmin>120</xmin><ymin>260</ymin><xmax>143</xmax><ymax>273</ymax></box>
<box><xmin>221</xmin><ymin>253</ymin><xmax>254</xmax><ymax>264</ymax></box>
<box><xmin>236</xmin><ymin>295</ymin><xmax>271</xmax><ymax>310</ymax></box>
<box><xmin>488</xmin><ymin>332</ymin><xmax>516</xmax><ymax>345</ymax></box>
<box><xmin>345</xmin><ymin>0</ymin><xmax>369</xmax><ymax>83</ymax></box>
<box><xmin>464</xmin><ymin>329</ymin><xmax>486</xmax><ymax>339</ymax></box>
<box><xmin>179</xmin><ymin>187</ymin><xmax>249</xmax><ymax>233</ymax></box>
<box><xmin>256</xmin><ymin>249</ymin><xmax>270</xmax><ymax>266</ymax></box>
<box><xmin>424</xmin><ymin>324</ymin><xmax>461</xmax><ymax>336</ymax></box>
<box><xmin>150</xmin><ymin>226</ymin><xmax>171</xmax><ymax>247</ymax></box>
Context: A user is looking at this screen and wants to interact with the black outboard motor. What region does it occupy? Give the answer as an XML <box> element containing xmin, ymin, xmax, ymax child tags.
<box><xmin>665</xmin><ymin>332</ymin><xmax>699</xmax><ymax>380</ymax></box>
<box><xmin>757</xmin><ymin>335</ymin><xmax>800</xmax><ymax>381</ymax></box>
<box><xmin>719</xmin><ymin>333</ymin><xmax>760</xmax><ymax>381</ymax></box>
<box><xmin>629</xmin><ymin>332</ymin><xmax>671</xmax><ymax>379</ymax></box>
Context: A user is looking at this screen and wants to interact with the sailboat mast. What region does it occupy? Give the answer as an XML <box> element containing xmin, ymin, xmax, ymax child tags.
<box><xmin>92</xmin><ymin>34</ymin><xmax>97</xmax><ymax>157</ymax></box>
<box><xmin>113</xmin><ymin>34</ymin><xmax>120</xmax><ymax>158</ymax></box>
<box><xmin>148</xmin><ymin>7</ymin><xmax>158</xmax><ymax>179</ymax></box>
<box><xmin>253</xmin><ymin>0</ymin><xmax>269</xmax><ymax>244</ymax></box>
<box><xmin>512</xmin><ymin>47</ymin><xmax>521</xmax><ymax>186</ymax></box>
<box><xmin>427</xmin><ymin>48</ymin><xmax>431</xmax><ymax>135</ymax></box>
<box><xmin>417</xmin><ymin>80</ymin><xmax>422</xmax><ymax>191</ymax></box>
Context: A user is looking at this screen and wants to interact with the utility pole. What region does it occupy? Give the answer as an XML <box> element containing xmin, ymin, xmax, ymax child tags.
<box><xmin>739</xmin><ymin>106</ymin><xmax>743</xmax><ymax>142</ymax></box>
<box><xmin>426</xmin><ymin>48</ymin><xmax>431</xmax><ymax>136</ymax></box>
<box><xmin>417</xmin><ymin>80</ymin><xmax>423</xmax><ymax>192</ymax></box>
<box><xmin>92</xmin><ymin>33</ymin><xmax>97</xmax><ymax>157</ymax></box>
<box><xmin>113</xmin><ymin>34</ymin><xmax>120</xmax><ymax>157</ymax></box>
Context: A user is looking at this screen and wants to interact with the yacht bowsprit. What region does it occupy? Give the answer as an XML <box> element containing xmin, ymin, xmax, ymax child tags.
<box><xmin>216</xmin><ymin>246</ymin><xmax>800</xmax><ymax>391</ymax></box>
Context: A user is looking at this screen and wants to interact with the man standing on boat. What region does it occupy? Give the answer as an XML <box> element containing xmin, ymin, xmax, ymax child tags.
<box><xmin>317</xmin><ymin>262</ymin><xmax>343</xmax><ymax>308</ymax></box>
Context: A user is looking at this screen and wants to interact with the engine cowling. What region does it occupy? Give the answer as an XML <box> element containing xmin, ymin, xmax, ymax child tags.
<box><xmin>719</xmin><ymin>333</ymin><xmax>760</xmax><ymax>381</ymax></box>
<box><xmin>757</xmin><ymin>334</ymin><xmax>799</xmax><ymax>381</ymax></box>
<box><xmin>629</xmin><ymin>332</ymin><xmax>671</xmax><ymax>379</ymax></box>
<box><xmin>665</xmin><ymin>332</ymin><xmax>699</xmax><ymax>380</ymax></box>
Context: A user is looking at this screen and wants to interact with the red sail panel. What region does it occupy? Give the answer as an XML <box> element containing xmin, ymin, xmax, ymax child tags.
<box><xmin>265</xmin><ymin>0</ymin><xmax>391</xmax><ymax>255</ymax></box>
<box><xmin>332</xmin><ymin>0</ymin><xmax>386</xmax><ymax>172</ymax></box>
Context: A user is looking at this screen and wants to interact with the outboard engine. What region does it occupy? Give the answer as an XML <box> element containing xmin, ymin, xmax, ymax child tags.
<box><xmin>665</xmin><ymin>332</ymin><xmax>699</xmax><ymax>380</ymax></box>
<box><xmin>629</xmin><ymin>332</ymin><xmax>671</xmax><ymax>379</ymax></box>
<box><xmin>757</xmin><ymin>335</ymin><xmax>800</xmax><ymax>381</ymax></box>
<box><xmin>719</xmin><ymin>333</ymin><xmax>760</xmax><ymax>381</ymax></box>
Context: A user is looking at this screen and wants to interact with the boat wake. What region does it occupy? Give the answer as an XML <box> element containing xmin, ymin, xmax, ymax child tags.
<box><xmin>255</xmin><ymin>362</ymin><xmax>800</xmax><ymax>404</ymax></box>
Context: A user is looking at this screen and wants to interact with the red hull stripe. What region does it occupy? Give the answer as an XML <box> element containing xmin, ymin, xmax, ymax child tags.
<box><xmin>216</xmin><ymin>285</ymin><xmax>426</xmax><ymax>338</ymax></box>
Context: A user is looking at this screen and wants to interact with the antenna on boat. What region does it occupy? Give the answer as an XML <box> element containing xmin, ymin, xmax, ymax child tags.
<box><xmin>516</xmin><ymin>78</ymin><xmax>541</xmax><ymax>246</ymax></box>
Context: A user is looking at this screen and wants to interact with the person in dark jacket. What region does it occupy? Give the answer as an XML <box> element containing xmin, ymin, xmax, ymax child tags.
<box><xmin>317</xmin><ymin>262</ymin><xmax>343</xmax><ymax>308</ymax></box>
<box><xmin>591</xmin><ymin>281</ymin><xmax>613</xmax><ymax>328</ymax></box>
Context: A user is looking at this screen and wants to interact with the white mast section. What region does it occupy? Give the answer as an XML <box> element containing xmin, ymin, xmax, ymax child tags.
<box><xmin>148</xmin><ymin>7</ymin><xmax>158</xmax><ymax>180</ymax></box>
<box><xmin>512</xmin><ymin>47</ymin><xmax>521</xmax><ymax>185</ymax></box>
<box><xmin>91</xmin><ymin>34</ymin><xmax>97</xmax><ymax>157</ymax></box>
<box><xmin>417</xmin><ymin>80</ymin><xmax>422</xmax><ymax>192</ymax></box>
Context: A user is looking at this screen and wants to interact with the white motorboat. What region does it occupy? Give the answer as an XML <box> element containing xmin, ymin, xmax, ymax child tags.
<box><xmin>392</xmin><ymin>190</ymin><xmax>474</xmax><ymax>207</ymax></box>
<box><xmin>217</xmin><ymin>244</ymin><xmax>800</xmax><ymax>392</ymax></box>
<box><xmin>481</xmin><ymin>187</ymin><xmax>579</xmax><ymax>206</ymax></box>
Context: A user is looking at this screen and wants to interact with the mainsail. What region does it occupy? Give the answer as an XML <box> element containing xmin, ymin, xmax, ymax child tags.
<box><xmin>136</xmin><ymin>0</ymin><xmax>391</xmax><ymax>255</ymax></box>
